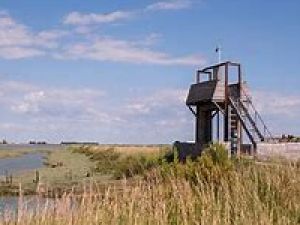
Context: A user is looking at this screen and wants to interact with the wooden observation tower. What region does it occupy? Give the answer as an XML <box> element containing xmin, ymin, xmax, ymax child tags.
<box><xmin>186</xmin><ymin>61</ymin><xmax>273</xmax><ymax>155</ymax></box>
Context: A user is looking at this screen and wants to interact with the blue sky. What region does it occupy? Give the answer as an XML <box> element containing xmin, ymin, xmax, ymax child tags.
<box><xmin>0</xmin><ymin>0</ymin><xmax>299</xmax><ymax>144</ymax></box>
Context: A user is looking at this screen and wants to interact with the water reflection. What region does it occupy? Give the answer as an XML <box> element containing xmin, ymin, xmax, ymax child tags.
<box><xmin>0</xmin><ymin>196</ymin><xmax>57</xmax><ymax>218</ymax></box>
<box><xmin>0</xmin><ymin>153</ymin><xmax>45</xmax><ymax>176</ymax></box>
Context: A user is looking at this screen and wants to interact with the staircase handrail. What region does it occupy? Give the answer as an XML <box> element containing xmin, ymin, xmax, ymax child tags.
<box><xmin>239</xmin><ymin>87</ymin><xmax>274</xmax><ymax>140</ymax></box>
<box><xmin>228</xmin><ymin>97</ymin><xmax>257</xmax><ymax>149</ymax></box>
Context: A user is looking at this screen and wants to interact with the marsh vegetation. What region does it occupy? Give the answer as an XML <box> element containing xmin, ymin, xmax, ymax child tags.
<box><xmin>0</xmin><ymin>144</ymin><xmax>299</xmax><ymax>224</ymax></box>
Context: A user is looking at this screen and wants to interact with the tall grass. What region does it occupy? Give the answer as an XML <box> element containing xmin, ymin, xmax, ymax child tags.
<box><xmin>1</xmin><ymin>144</ymin><xmax>299</xmax><ymax>225</ymax></box>
<box><xmin>72</xmin><ymin>145</ymin><xmax>169</xmax><ymax>178</ymax></box>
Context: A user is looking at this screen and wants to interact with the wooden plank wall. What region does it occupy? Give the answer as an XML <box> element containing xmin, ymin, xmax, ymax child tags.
<box><xmin>186</xmin><ymin>80</ymin><xmax>225</xmax><ymax>105</ymax></box>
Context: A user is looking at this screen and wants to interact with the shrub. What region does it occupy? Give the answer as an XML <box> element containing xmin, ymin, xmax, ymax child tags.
<box><xmin>113</xmin><ymin>154</ymin><xmax>160</xmax><ymax>179</ymax></box>
<box><xmin>201</xmin><ymin>143</ymin><xmax>232</xmax><ymax>168</ymax></box>
<box><xmin>71</xmin><ymin>145</ymin><xmax>165</xmax><ymax>178</ymax></box>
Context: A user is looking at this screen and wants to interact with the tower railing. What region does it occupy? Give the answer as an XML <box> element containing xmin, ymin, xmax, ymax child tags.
<box><xmin>238</xmin><ymin>86</ymin><xmax>274</xmax><ymax>142</ymax></box>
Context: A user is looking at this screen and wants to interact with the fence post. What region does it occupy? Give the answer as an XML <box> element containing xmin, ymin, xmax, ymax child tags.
<box><xmin>34</xmin><ymin>170</ymin><xmax>40</xmax><ymax>184</ymax></box>
<box><xmin>9</xmin><ymin>174</ymin><xmax>12</xmax><ymax>185</ymax></box>
<box><xmin>5</xmin><ymin>170</ymin><xmax>8</xmax><ymax>184</ymax></box>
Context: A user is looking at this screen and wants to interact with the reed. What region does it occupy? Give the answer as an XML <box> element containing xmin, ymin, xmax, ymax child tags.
<box><xmin>1</xmin><ymin>144</ymin><xmax>299</xmax><ymax>225</ymax></box>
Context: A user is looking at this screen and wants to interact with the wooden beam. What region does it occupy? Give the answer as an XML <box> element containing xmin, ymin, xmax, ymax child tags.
<box><xmin>188</xmin><ymin>106</ymin><xmax>197</xmax><ymax>117</ymax></box>
<box><xmin>212</xmin><ymin>101</ymin><xmax>225</xmax><ymax>115</ymax></box>
<box><xmin>224</xmin><ymin>63</ymin><xmax>229</xmax><ymax>141</ymax></box>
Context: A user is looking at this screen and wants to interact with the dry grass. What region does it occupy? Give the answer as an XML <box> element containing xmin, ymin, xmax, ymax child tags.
<box><xmin>83</xmin><ymin>144</ymin><xmax>168</xmax><ymax>156</ymax></box>
<box><xmin>1</xmin><ymin>144</ymin><xmax>299</xmax><ymax>225</ymax></box>
<box><xmin>1</xmin><ymin>163</ymin><xmax>299</xmax><ymax>225</ymax></box>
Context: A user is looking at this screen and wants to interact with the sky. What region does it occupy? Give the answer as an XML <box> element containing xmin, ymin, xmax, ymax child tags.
<box><xmin>0</xmin><ymin>0</ymin><xmax>299</xmax><ymax>144</ymax></box>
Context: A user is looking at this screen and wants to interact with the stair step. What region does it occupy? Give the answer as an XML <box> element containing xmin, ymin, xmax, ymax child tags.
<box><xmin>228</xmin><ymin>96</ymin><xmax>272</xmax><ymax>146</ymax></box>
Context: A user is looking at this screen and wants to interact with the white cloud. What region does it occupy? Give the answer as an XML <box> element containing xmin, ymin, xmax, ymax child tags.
<box><xmin>0</xmin><ymin>47</ymin><xmax>44</xmax><ymax>59</ymax></box>
<box><xmin>5</xmin><ymin>84</ymin><xmax>127</xmax><ymax>130</ymax></box>
<box><xmin>63</xmin><ymin>11</ymin><xmax>133</xmax><ymax>25</ymax></box>
<box><xmin>252</xmin><ymin>90</ymin><xmax>300</xmax><ymax>118</ymax></box>
<box><xmin>58</xmin><ymin>37</ymin><xmax>204</xmax><ymax>66</ymax></box>
<box><xmin>12</xmin><ymin>91</ymin><xmax>45</xmax><ymax>113</ymax></box>
<box><xmin>146</xmin><ymin>0</ymin><xmax>192</xmax><ymax>11</ymax></box>
<box><xmin>35</xmin><ymin>30</ymin><xmax>69</xmax><ymax>48</ymax></box>
<box><xmin>122</xmin><ymin>88</ymin><xmax>193</xmax><ymax>143</ymax></box>
<box><xmin>5</xmin><ymin>84</ymin><xmax>189</xmax><ymax>129</ymax></box>
<box><xmin>0</xmin><ymin>80</ymin><xmax>107</xmax><ymax>118</ymax></box>
<box><xmin>0</xmin><ymin>80</ymin><xmax>193</xmax><ymax>143</ymax></box>
<box><xmin>0</xmin><ymin>15</ymin><xmax>65</xmax><ymax>48</ymax></box>
<box><xmin>0</xmin><ymin>80</ymin><xmax>37</xmax><ymax>94</ymax></box>
<box><xmin>140</xmin><ymin>33</ymin><xmax>162</xmax><ymax>46</ymax></box>
<box><xmin>10</xmin><ymin>88</ymin><xmax>106</xmax><ymax>116</ymax></box>
<box><xmin>0</xmin><ymin>13</ymin><xmax>66</xmax><ymax>59</ymax></box>
<box><xmin>125</xmin><ymin>89</ymin><xmax>187</xmax><ymax>115</ymax></box>
<box><xmin>0</xmin><ymin>16</ymin><xmax>31</xmax><ymax>47</ymax></box>
<box><xmin>3</xmin><ymin>82</ymin><xmax>299</xmax><ymax>143</ymax></box>
<box><xmin>0</xmin><ymin>12</ymin><xmax>204</xmax><ymax>66</ymax></box>
<box><xmin>0</xmin><ymin>123</ymin><xmax>29</xmax><ymax>132</ymax></box>
<box><xmin>241</xmin><ymin>89</ymin><xmax>300</xmax><ymax>136</ymax></box>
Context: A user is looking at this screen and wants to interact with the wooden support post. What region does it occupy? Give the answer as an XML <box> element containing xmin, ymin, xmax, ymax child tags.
<box><xmin>217</xmin><ymin>110</ymin><xmax>220</xmax><ymax>143</ymax></box>
<box><xmin>5</xmin><ymin>170</ymin><xmax>8</xmax><ymax>184</ymax></box>
<box><xmin>224</xmin><ymin>63</ymin><xmax>229</xmax><ymax>142</ymax></box>
<box><xmin>35</xmin><ymin>170</ymin><xmax>40</xmax><ymax>184</ymax></box>
<box><xmin>237</xmin><ymin>120</ymin><xmax>242</xmax><ymax>157</ymax></box>
<box><xmin>196</xmin><ymin>105</ymin><xmax>204</xmax><ymax>153</ymax></box>
<box><xmin>228</xmin><ymin>104</ymin><xmax>233</xmax><ymax>157</ymax></box>
<box><xmin>9</xmin><ymin>174</ymin><xmax>12</xmax><ymax>185</ymax></box>
<box><xmin>196</xmin><ymin>105</ymin><xmax>213</xmax><ymax>153</ymax></box>
<box><xmin>238</xmin><ymin>64</ymin><xmax>242</xmax><ymax>84</ymax></box>
<box><xmin>196</xmin><ymin>71</ymin><xmax>200</xmax><ymax>83</ymax></box>
<box><xmin>198</xmin><ymin>110</ymin><xmax>212</xmax><ymax>145</ymax></box>
<box><xmin>195</xmin><ymin>104</ymin><xmax>200</xmax><ymax>152</ymax></box>
<box><xmin>237</xmin><ymin>64</ymin><xmax>242</xmax><ymax>156</ymax></box>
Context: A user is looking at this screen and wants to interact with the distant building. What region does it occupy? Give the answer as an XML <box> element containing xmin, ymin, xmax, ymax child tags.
<box><xmin>29</xmin><ymin>141</ymin><xmax>47</xmax><ymax>144</ymax></box>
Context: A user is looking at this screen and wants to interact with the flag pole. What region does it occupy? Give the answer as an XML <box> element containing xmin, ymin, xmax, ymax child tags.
<box><xmin>216</xmin><ymin>45</ymin><xmax>222</xmax><ymax>63</ymax></box>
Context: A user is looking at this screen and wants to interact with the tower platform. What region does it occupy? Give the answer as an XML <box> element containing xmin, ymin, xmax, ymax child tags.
<box><xmin>185</xmin><ymin>61</ymin><xmax>273</xmax><ymax>156</ymax></box>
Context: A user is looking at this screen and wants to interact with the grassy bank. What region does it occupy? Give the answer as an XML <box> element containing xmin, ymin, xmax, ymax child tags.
<box><xmin>5</xmin><ymin>148</ymin><xmax>97</xmax><ymax>195</ymax></box>
<box><xmin>0</xmin><ymin>145</ymin><xmax>64</xmax><ymax>159</ymax></box>
<box><xmin>0</xmin><ymin>149</ymin><xmax>41</xmax><ymax>159</ymax></box>
<box><xmin>1</xmin><ymin>145</ymin><xmax>167</xmax><ymax>196</ymax></box>
<box><xmin>1</xmin><ymin>144</ymin><xmax>299</xmax><ymax>224</ymax></box>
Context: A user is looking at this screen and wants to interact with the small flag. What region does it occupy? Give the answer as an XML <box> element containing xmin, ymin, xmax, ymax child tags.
<box><xmin>215</xmin><ymin>46</ymin><xmax>220</xmax><ymax>53</ymax></box>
